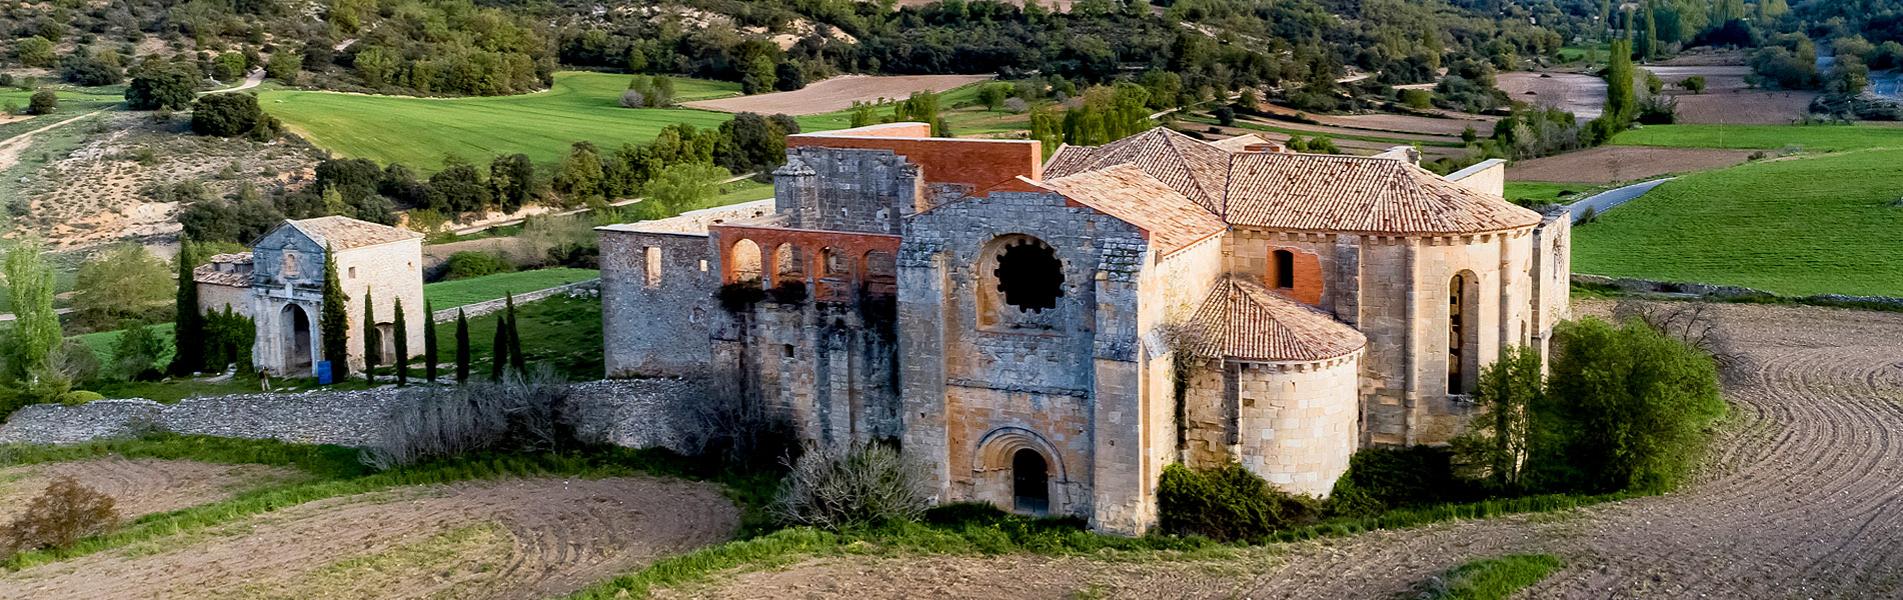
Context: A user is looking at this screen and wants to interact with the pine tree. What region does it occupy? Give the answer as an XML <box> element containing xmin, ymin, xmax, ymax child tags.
<box><xmin>169</xmin><ymin>239</ymin><xmax>205</xmax><ymax>375</ymax></box>
<box><xmin>490</xmin><ymin>315</ymin><xmax>509</xmax><ymax>382</ymax></box>
<box><xmin>423</xmin><ymin>300</ymin><xmax>439</xmax><ymax>383</ymax></box>
<box><xmin>454</xmin><ymin>309</ymin><xmax>471</xmax><ymax>383</ymax></box>
<box><xmin>320</xmin><ymin>245</ymin><xmax>350</xmax><ymax>381</ymax></box>
<box><xmin>363</xmin><ymin>289</ymin><xmax>379</xmax><ymax>385</ymax></box>
<box><xmin>504</xmin><ymin>294</ymin><xmax>526</xmax><ymax>376</ymax></box>
<box><xmin>393</xmin><ymin>297</ymin><xmax>409</xmax><ymax>386</ymax></box>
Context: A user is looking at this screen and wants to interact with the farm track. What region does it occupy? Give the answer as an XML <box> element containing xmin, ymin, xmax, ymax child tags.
<box><xmin>680</xmin><ymin>300</ymin><xmax>1903</xmax><ymax>599</ymax></box>
<box><xmin>0</xmin><ymin>476</ymin><xmax>738</xmax><ymax>600</ymax></box>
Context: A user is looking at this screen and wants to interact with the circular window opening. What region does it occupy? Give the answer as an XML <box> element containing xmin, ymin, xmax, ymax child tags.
<box><xmin>993</xmin><ymin>237</ymin><xmax>1063</xmax><ymax>313</ymax></box>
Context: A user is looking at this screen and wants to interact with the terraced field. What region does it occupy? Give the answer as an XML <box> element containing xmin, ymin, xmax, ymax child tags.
<box><xmin>660</xmin><ymin>300</ymin><xmax>1903</xmax><ymax>599</ymax></box>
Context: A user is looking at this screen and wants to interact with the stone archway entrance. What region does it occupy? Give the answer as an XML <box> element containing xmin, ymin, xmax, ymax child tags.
<box><xmin>282</xmin><ymin>304</ymin><xmax>312</xmax><ymax>373</ymax></box>
<box><xmin>1012</xmin><ymin>448</ymin><xmax>1050</xmax><ymax>514</ymax></box>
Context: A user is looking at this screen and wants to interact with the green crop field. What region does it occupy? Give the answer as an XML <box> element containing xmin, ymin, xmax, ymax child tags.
<box><xmin>1504</xmin><ymin>181</ymin><xmax>1609</xmax><ymax>205</ymax></box>
<box><xmin>1610</xmin><ymin>124</ymin><xmax>1903</xmax><ymax>152</ymax></box>
<box><xmin>261</xmin><ymin>72</ymin><xmax>844</xmax><ymax>171</ymax></box>
<box><xmin>425</xmin><ymin>268</ymin><xmax>599</xmax><ymax>309</ymax></box>
<box><xmin>1573</xmin><ymin>147</ymin><xmax>1903</xmax><ymax>296</ymax></box>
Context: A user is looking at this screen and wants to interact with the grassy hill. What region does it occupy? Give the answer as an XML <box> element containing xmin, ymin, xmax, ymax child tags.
<box><xmin>1573</xmin><ymin>146</ymin><xmax>1903</xmax><ymax>297</ymax></box>
<box><xmin>1610</xmin><ymin>124</ymin><xmax>1903</xmax><ymax>152</ymax></box>
<box><xmin>262</xmin><ymin>72</ymin><xmax>792</xmax><ymax>171</ymax></box>
<box><xmin>424</xmin><ymin>268</ymin><xmax>599</xmax><ymax>310</ymax></box>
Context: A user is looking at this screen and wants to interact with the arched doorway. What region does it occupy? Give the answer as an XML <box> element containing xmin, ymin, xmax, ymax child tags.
<box><xmin>282</xmin><ymin>304</ymin><xmax>312</xmax><ymax>373</ymax></box>
<box><xmin>1012</xmin><ymin>448</ymin><xmax>1050</xmax><ymax>514</ymax></box>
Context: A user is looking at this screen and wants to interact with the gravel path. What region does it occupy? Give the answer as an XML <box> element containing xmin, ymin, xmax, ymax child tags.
<box><xmin>677</xmin><ymin>301</ymin><xmax>1903</xmax><ymax>599</ymax></box>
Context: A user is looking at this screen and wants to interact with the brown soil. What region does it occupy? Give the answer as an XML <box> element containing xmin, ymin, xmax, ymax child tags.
<box><xmin>1253</xmin><ymin>102</ymin><xmax>1496</xmax><ymax>136</ymax></box>
<box><xmin>671</xmin><ymin>300</ymin><xmax>1903</xmax><ymax>599</ymax></box>
<box><xmin>0</xmin><ymin>458</ymin><xmax>301</xmax><ymax>523</ymax></box>
<box><xmin>1671</xmin><ymin>90</ymin><xmax>1817</xmax><ymax>124</ymax></box>
<box><xmin>681</xmin><ymin>74</ymin><xmax>994</xmax><ymax>116</ymax></box>
<box><xmin>1498</xmin><ymin>72</ymin><xmax>1608</xmax><ymax>119</ymax></box>
<box><xmin>1506</xmin><ymin>146</ymin><xmax>1758</xmax><ymax>183</ymax></box>
<box><xmin>0</xmin><ymin>476</ymin><xmax>737</xmax><ymax>600</ymax></box>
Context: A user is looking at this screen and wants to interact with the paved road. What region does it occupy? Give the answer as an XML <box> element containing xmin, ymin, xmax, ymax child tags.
<box><xmin>202</xmin><ymin>69</ymin><xmax>265</xmax><ymax>95</ymax></box>
<box><xmin>1572</xmin><ymin>177</ymin><xmax>1674</xmax><ymax>223</ymax></box>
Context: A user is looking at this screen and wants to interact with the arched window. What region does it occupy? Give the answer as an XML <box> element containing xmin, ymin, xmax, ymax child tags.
<box><xmin>772</xmin><ymin>243</ymin><xmax>803</xmax><ymax>287</ymax></box>
<box><xmin>1449</xmin><ymin>271</ymin><xmax>1480</xmax><ymax>395</ymax></box>
<box><xmin>1273</xmin><ymin>249</ymin><xmax>1295</xmax><ymax>289</ymax></box>
<box><xmin>729</xmin><ymin>239</ymin><xmax>762</xmax><ymax>284</ymax></box>
<box><xmin>994</xmin><ymin>237</ymin><xmax>1063</xmax><ymax>312</ymax></box>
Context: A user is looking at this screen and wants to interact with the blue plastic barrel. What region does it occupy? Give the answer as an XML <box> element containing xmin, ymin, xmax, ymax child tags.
<box><xmin>317</xmin><ymin>361</ymin><xmax>333</xmax><ymax>385</ymax></box>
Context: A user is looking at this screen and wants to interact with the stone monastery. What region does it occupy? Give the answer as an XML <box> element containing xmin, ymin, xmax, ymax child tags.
<box><xmin>599</xmin><ymin>122</ymin><xmax>1571</xmax><ymax>535</ymax></box>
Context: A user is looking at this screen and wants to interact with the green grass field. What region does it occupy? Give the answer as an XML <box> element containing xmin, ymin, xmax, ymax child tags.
<box><xmin>1610</xmin><ymin>124</ymin><xmax>1903</xmax><ymax>152</ymax></box>
<box><xmin>1411</xmin><ymin>554</ymin><xmax>1563</xmax><ymax>600</ymax></box>
<box><xmin>260</xmin><ymin>72</ymin><xmax>822</xmax><ymax>171</ymax></box>
<box><xmin>425</xmin><ymin>268</ymin><xmax>599</xmax><ymax>309</ymax></box>
<box><xmin>1573</xmin><ymin>147</ymin><xmax>1903</xmax><ymax>296</ymax></box>
<box><xmin>1504</xmin><ymin>181</ymin><xmax>1610</xmax><ymax>205</ymax></box>
<box><xmin>435</xmin><ymin>294</ymin><xmax>602</xmax><ymax>380</ymax></box>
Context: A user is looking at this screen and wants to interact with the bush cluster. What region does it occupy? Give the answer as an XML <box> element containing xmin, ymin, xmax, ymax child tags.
<box><xmin>1156</xmin><ymin>463</ymin><xmax>1318</xmax><ymax>542</ymax></box>
<box><xmin>0</xmin><ymin>476</ymin><xmax>119</xmax><ymax>561</ymax></box>
<box><xmin>359</xmin><ymin>368</ymin><xmax>583</xmax><ymax>470</ymax></box>
<box><xmin>442</xmin><ymin>251</ymin><xmax>516</xmax><ymax>281</ymax></box>
<box><xmin>772</xmin><ymin>443</ymin><xmax>928</xmax><ymax>531</ymax></box>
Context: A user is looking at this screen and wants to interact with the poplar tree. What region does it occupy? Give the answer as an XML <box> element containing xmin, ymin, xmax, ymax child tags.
<box><xmin>393</xmin><ymin>297</ymin><xmax>409</xmax><ymax>386</ymax></box>
<box><xmin>320</xmin><ymin>245</ymin><xmax>350</xmax><ymax>380</ymax></box>
<box><xmin>423</xmin><ymin>300</ymin><xmax>438</xmax><ymax>383</ymax></box>
<box><xmin>169</xmin><ymin>239</ymin><xmax>205</xmax><ymax>375</ymax></box>
<box><xmin>4</xmin><ymin>240</ymin><xmax>60</xmax><ymax>378</ymax></box>
<box><xmin>454</xmin><ymin>309</ymin><xmax>470</xmax><ymax>383</ymax></box>
<box><xmin>363</xmin><ymin>289</ymin><xmax>379</xmax><ymax>385</ymax></box>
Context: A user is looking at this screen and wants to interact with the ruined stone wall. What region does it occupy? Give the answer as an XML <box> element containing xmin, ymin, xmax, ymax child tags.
<box><xmin>777</xmin><ymin>147</ymin><xmax>921</xmax><ymax>234</ymax></box>
<box><xmin>599</xmin><ymin>228</ymin><xmax>719</xmax><ymax>378</ymax></box>
<box><xmin>899</xmin><ymin>189</ymin><xmax>1156</xmax><ymax>534</ymax></box>
<box><xmin>725</xmin><ymin>300</ymin><xmax>901</xmax><ymax>447</ymax></box>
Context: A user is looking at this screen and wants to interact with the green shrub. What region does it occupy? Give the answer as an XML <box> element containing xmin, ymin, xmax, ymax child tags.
<box><xmin>1157</xmin><ymin>463</ymin><xmax>1318</xmax><ymax>542</ymax></box>
<box><xmin>442</xmin><ymin>251</ymin><xmax>515</xmax><ymax>280</ymax></box>
<box><xmin>57</xmin><ymin>391</ymin><xmax>103</xmax><ymax>406</ymax></box>
<box><xmin>1530</xmin><ymin>317</ymin><xmax>1726</xmax><ymax>493</ymax></box>
<box><xmin>1326</xmin><ymin>446</ymin><xmax>1482</xmax><ymax>518</ymax></box>
<box><xmin>773</xmin><ymin>443</ymin><xmax>928</xmax><ymax>531</ymax></box>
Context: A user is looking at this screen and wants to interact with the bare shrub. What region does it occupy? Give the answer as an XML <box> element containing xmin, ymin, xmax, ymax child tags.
<box><xmin>772</xmin><ymin>443</ymin><xmax>928</xmax><ymax>531</ymax></box>
<box><xmin>686</xmin><ymin>372</ymin><xmax>796</xmax><ymax>468</ymax></box>
<box><xmin>1</xmin><ymin>476</ymin><xmax>119</xmax><ymax>560</ymax></box>
<box><xmin>1613</xmin><ymin>299</ymin><xmax>1746</xmax><ymax>378</ymax></box>
<box><xmin>619</xmin><ymin>89</ymin><xmax>646</xmax><ymax>108</ymax></box>
<box><xmin>360</xmin><ymin>366</ymin><xmax>581</xmax><ymax>470</ymax></box>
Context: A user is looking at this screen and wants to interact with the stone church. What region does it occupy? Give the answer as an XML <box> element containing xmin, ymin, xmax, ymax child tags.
<box><xmin>599</xmin><ymin>123</ymin><xmax>1571</xmax><ymax>534</ymax></box>
<box><xmin>194</xmin><ymin>216</ymin><xmax>426</xmax><ymax>376</ymax></box>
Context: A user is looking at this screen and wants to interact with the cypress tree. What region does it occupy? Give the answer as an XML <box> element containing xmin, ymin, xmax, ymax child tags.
<box><xmin>490</xmin><ymin>314</ymin><xmax>509</xmax><ymax>381</ymax></box>
<box><xmin>504</xmin><ymin>294</ymin><xmax>526</xmax><ymax>376</ymax></box>
<box><xmin>169</xmin><ymin>239</ymin><xmax>205</xmax><ymax>375</ymax></box>
<box><xmin>454</xmin><ymin>309</ymin><xmax>470</xmax><ymax>383</ymax></box>
<box><xmin>363</xmin><ymin>289</ymin><xmax>379</xmax><ymax>385</ymax></box>
<box><xmin>320</xmin><ymin>245</ymin><xmax>350</xmax><ymax>381</ymax></box>
<box><xmin>393</xmin><ymin>297</ymin><xmax>409</xmax><ymax>386</ymax></box>
<box><xmin>423</xmin><ymin>300</ymin><xmax>439</xmax><ymax>383</ymax></box>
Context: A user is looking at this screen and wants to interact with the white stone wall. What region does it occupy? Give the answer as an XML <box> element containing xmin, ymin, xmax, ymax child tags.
<box><xmin>1232</xmin><ymin>354</ymin><xmax>1362</xmax><ymax>496</ymax></box>
<box><xmin>198</xmin><ymin>283</ymin><xmax>251</xmax><ymax>317</ymax></box>
<box><xmin>335</xmin><ymin>239</ymin><xmax>428</xmax><ymax>371</ymax></box>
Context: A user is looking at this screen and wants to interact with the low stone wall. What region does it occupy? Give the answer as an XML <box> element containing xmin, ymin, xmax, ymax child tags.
<box><xmin>1573</xmin><ymin>274</ymin><xmax>1903</xmax><ymax>310</ymax></box>
<box><xmin>431</xmin><ymin>279</ymin><xmax>600</xmax><ymax>323</ymax></box>
<box><xmin>0</xmin><ymin>378</ymin><xmax>703</xmax><ymax>453</ymax></box>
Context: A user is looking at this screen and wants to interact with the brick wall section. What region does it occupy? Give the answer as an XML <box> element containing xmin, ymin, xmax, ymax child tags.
<box><xmin>787</xmin><ymin>127</ymin><xmax>1042</xmax><ymax>195</ymax></box>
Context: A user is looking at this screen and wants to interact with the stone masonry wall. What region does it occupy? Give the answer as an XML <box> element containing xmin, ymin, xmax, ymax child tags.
<box><xmin>599</xmin><ymin>229</ymin><xmax>720</xmax><ymax>378</ymax></box>
<box><xmin>0</xmin><ymin>380</ymin><xmax>704</xmax><ymax>453</ymax></box>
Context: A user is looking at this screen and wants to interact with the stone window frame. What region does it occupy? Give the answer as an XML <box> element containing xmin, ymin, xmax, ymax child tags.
<box><xmin>975</xmin><ymin>233</ymin><xmax>1067</xmax><ymax>331</ymax></box>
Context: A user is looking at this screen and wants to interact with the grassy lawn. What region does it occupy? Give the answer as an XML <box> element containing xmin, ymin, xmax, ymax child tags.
<box><xmin>1610</xmin><ymin>124</ymin><xmax>1903</xmax><ymax>151</ymax></box>
<box><xmin>425</xmin><ymin>268</ymin><xmax>599</xmax><ymax>309</ymax></box>
<box><xmin>1573</xmin><ymin>147</ymin><xmax>1903</xmax><ymax>296</ymax></box>
<box><xmin>703</xmin><ymin>179</ymin><xmax>775</xmax><ymax>206</ymax></box>
<box><xmin>435</xmin><ymin>294</ymin><xmax>603</xmax><ymax>381</ymax></box>
<box><xmin>1410</xmin><ymin>554</ymin><xmax>1564</xmax><ymax>600</ymax></box>
<box><xmin>262</xmin><ymin>72</ymin><xmax>843</xmax><ymax>171</ymax></box>
<box><xmin>74</xmin><ymin>322</ymin><xmax>175</xmax><ymax>367</ymax></box>
<box><xmin>1504</xmin><ymin>181</ymin><xmax>1610</xmax><ymax>205</ymax></box>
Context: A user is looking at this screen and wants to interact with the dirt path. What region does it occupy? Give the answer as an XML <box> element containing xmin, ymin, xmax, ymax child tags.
<box><xmin>0</xmin><ymin>476</ymin><xmax>738</xmax><ymax>600</ymax></box>
<box><xmin>202</xmin><ymin>69</ymin><xmax>266</xmax><ymax>95</ymax></box>
<box><xmin>0</xmin><ymin>110</ymin><xmax>105</xmax><ymax>171</ymax></box>
<box><xmin>0</xmin><ymin>458</ymin><xmax>300</xmax><ymax>523</ymax></box>
<box><xmin>674</xmin><ymin>301</ymin><xmax>1903</xmax><ymax>599</ymax></box>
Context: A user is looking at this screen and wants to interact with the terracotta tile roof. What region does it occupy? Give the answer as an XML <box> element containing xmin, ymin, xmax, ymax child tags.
<box><xmin>1043</xmin><ymin>128</ymin><xmax>1233</xmax><ymax>213</ymax></box>
<box><xmin>1187</xmin><ymin>277</ymin><xmax>1366</xmax><ymax>362</ymax></box>
<box><xmin>1222</xmin><ymin>153</ymin><xmax>1542</xmax><ymax>234</ymax></box>
<box><xmin>287</xmin><ymin>216</ymin><xmax>421</xmax><ymax>250</ymax></box>
<box><xmin>193</xmin><ymin>252</ymin><xmax>253</xmax><ymax>287</ymax></box>
<box><xmin>1045</xmin><ymin>128</ymin><xmax>1541</xmax><ymax>235</ymax></box>
<box><xmin>1032</xmin><ymin>165</ymin><xmax>1226</xmax><ymax>256</ymax></box>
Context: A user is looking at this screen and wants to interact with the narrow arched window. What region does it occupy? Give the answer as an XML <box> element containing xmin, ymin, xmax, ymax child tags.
<box><xmin>1273</xmin><ymin>250</ymin><xmax>1295</xmax><ymax>289</ymax></box>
